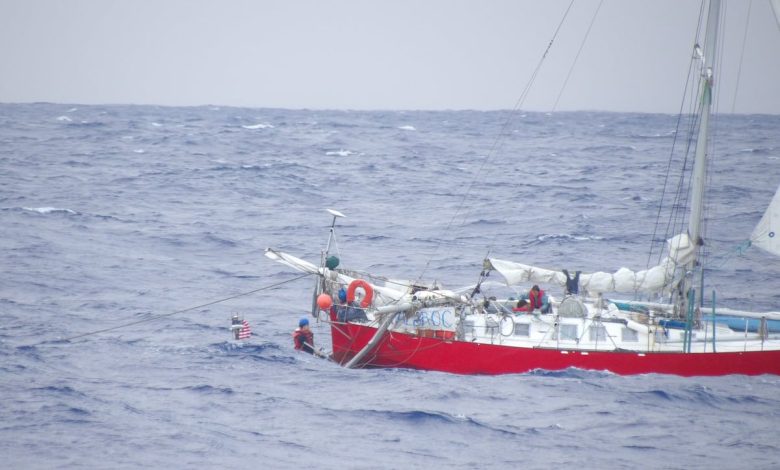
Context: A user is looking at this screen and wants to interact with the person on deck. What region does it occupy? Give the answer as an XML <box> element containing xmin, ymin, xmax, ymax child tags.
<box><xmin>526</xmin><ymin>285</ymin><xmax>551</xmax><ymax>313</ymax></box>
<box><xmin>293</xmin><ymin>317</ymin><xmax>315</xmax><ymax>354</ymax></box>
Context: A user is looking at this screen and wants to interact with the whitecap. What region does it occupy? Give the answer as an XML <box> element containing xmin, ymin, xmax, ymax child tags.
<box><xmin>151</xmin><ymin>122</ymin><xmax>163</xmax><ymax>127</ymax></box>
<box><xmin>325</xmin><ymin>149</ymin><xmax>355</xmax><ymax>157</ymax></box>
<box><xmin>537</xmin><ymin>233</ymin><xmax>603</xmax><ymax>242</ymax></box>
<box><xmin>241</xmin><ymin>123</ymin><xmax>274</xmax><ymax>130</ymax></box>
<box><xmin>56</xmin><ymin>115</ymin><xmax>72</xmax><ymax>122</ymax></box>
<box><xmin>398</xmin><ymin>125</ymin><xmax>416</xmax><ymax>131</ymax></box>
<box><xmin>134</xmin><ymin>149</ymin><xmax>145</xmax><ymax>154</ymax></box>
<box><xmin>66</xmin><ymin>107</ymin><xmax>78</xmax><ymax>113</ymax></box>
<box><xmin>23</xmin><ymin>207</ymin><xmax>76</xmax><ymax>215</ymax></box>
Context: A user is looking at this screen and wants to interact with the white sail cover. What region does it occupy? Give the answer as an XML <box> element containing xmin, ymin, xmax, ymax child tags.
<box><xmin>750</xmin><ymin>185</ymin><xmax>780</xmax><ymax>257</ymax></box>
<box><xmin>488</xmin><ymin>233</ymin><xmax>695</xmax><ymax>294</ymax></box>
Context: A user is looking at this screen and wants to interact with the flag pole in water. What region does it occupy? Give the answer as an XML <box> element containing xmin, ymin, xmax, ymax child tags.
<box><xmin>230</xmin><ymin>314</ymin><xmax>252</xmax><ymax>340</ymax></box>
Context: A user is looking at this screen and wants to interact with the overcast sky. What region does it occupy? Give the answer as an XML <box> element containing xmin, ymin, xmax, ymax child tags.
<box><xmin>1</xmin><ymin>0</ymin><xmax>779</xmax><ymax>113</ymax></box>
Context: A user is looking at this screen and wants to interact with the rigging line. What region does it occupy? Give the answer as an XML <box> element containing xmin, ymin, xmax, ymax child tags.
<box><xmin>551</xmin><ymin>0</ymin><xmax>604</xmax><ymax>113</ymax></box>
<box><xmin>646</xmin><ymin>46</ymin><xmax>700</xmax><ymax>270</ymax></box>
<box><xmin>731</xmin><ymin>0</ymin><xmax>753</xmax><ymax>113</ymax></box>
<box><xmin>647</xmin><ymin>0</ymin><xmax>707</xmax><ymax>270</ymax></box>
<box><xmin>43</xmin><ymin>272</ymin><xmax>314</xmax><ymax>345</ymax></box>
<box><xmin>415</xmin><ymin>0</ymin><xmax>577</xmax><ymax>284</ymax></box>
<box><xmin>663</xmin><ymin>1</ymin><xmax>706</xmax><ymax>256</ymax></box>
<box><xmin>701</xmin><ymin>1</ymin><xmax>731</xmax><ymax>273</ymax></box>
<box><xmin>660</xmin><ymin>27</ymin><xmax>709</xmax><ymax>269</ymax></box>
<box><xmin>445</xmin><ymin>1</ymin><xmax>576</xmax><ymax>262</ymax></box>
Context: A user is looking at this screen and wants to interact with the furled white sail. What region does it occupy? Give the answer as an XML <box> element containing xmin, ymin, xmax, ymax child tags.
<box><xmin>265</xmin><ymin>248</ymin><xmax>320</xmax><ymax>274</ymax></box>
<box><xmin>488</xmin><ymin>234</ymin><xmax>695</xmax><ymax>294</ymax></box>
<box><xmin>750</xmin><ymin>185</ymin><xmax>780</xmax><ymax>257</ymax></box>
<box><xmin>265</xmin><ymin>248</ymin><xmax>411</xmax><ymax>304</ymax></box>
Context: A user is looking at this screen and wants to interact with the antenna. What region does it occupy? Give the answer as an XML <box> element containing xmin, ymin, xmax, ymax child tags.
<box><xmin>324</xmin><ymin>209</ymin><xmax>346</xmax><ymax>258</ymax></box>
<box><xmin>327</xmin><ymin>208</ymin><xmax>346</xmax><ymax>219</ymax></box>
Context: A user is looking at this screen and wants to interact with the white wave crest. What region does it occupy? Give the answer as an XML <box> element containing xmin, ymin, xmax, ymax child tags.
<box><xmin>398</xmin><ymin>125</ymin><xmax>416</xmax><ymax>131</ymax></box>
<box><xmin>23</xmin><ymin>207</ymin><xmax>76</xmax><ymax>215</ymax></box>
<box><xmin>325</xmin><ymin>149</ymin><xmax>356</xmax><ymax>157</ymax></box>
<box><xmin>242</xmin><ymin>123</ymin><xmax>274</xmax><ymax>130</ymax></box>
<box><xmin>537</xmin><ymin>233</ymin><xmax>603</xmax><ymax>242</ymax></box>
<box><xmin>56</xmin><ymin>115</ymin><xmax>72</xmax><ymax>122</ymax></box>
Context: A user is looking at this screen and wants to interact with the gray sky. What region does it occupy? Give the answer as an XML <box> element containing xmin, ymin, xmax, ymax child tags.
<box><xmin>1</xmin><ymin>0</ymin><xmax>779</xmax><ymax>113</ymax></box>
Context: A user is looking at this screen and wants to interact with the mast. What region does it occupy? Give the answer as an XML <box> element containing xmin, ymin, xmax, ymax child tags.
<box><xmin>684</xmin><ymin>0</ymin><xmax>721</xmax><ymax>298</ymax></box>
<box><xmin>311</xmin><ymin>209</ymin><xmax>346</xmax><ymax>316</ymax></box>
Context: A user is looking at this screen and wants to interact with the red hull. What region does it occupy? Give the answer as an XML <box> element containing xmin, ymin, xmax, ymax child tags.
<box><xmin>329</xmin><ymin>321</ymin><xmax>780</xmax><ymax>376</ymax></box>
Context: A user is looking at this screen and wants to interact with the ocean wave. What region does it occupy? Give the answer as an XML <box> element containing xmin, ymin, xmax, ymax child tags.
<box><xmin>525</xmin><ymin>367</ymin><xmax>615</xmax><ymax>379</ymax></box>
<box><xmin>581</xmin><ymin>144</ymin><xmax>636</xmax><ymax>153</ymax></box>
<box><xmin>212</xmin><ymin>341</ymin><xmax>297</xmax><ymax>364</ymax></box>
<box><xmin>241</xmin><ymin>123</ymin><xmax>274</xmax><ymax>129</ymax></box>
<box><xmin>465</xmin><ymin>218</ymin><xmax>506</xmax><ymax>226</ymax></box>
<box><xmin>398</xmin><ymin>125</ymin><xmax>416</xmax><ymax>131</ymax></box>
<box><xmin>33</xmin><ymin>385</ymin><xmax>87</xmax><ymax>397</ymax></box>
<box><xmin>325</xmin><ymin>149</ymin><xmax>357</xmax><ymax>156</ymax></box>
<box><xmin>535</xmin><ymin>233</ymin><xmax>604</xmax><ymax>243</ymax></box>
<box><xmin>183</xmin><ymin>384</ymin><xmax>235</xmax><ymax>395</ymax></box>
<box><xmin>355</xmin><ymin>409</ymin><xmax>521</xmax><ymax>437</ymax></box>
<box><xmin>739</xmin><ymin>147</ymin><xmax>771</xmax><ymax>154</ymax></box>
<box><xmin>21</xmin><ymin>206</ymin><xmax>77</xmax><ymax>215</ymax></box>
<box><xmin>203</xmin><ymin>233</ymin><xmax>238</xmax><ymax>247</ymax></box>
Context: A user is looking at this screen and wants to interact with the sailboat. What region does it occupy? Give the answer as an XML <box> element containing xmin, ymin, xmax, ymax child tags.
<box><xmin>266</xmin><ymin>0</ymin><xmax>780</xmax><ymax>376</ymax></box>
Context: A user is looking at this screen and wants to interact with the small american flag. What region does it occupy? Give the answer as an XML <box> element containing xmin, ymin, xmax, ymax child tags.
<box><xmin>238</xmin><ymin>319</ymin><xmax>251</xmax><ymax>340</ymax></box>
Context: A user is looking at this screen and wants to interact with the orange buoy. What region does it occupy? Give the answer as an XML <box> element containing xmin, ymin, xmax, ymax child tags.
<box><xmin>316</xmin><ymin>293</ymin><xmax>333</xmax><ymax>311</ymax></box>
<box><xmin>346</xmin><ymin>279</ymin><xmax>374</xmax><ymax>308</ymax></box>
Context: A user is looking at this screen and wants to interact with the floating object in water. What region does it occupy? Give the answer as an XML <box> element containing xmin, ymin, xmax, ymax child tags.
<box><xmin>230</xmin><ymin>314</ymin><xmax>252</xmax><ymax>340</ymax></box>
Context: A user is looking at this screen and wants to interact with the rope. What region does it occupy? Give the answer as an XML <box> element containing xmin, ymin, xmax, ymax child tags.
<box><xmin>551</xmin><ymin>0</ymin><xmax>604</xmax><ymax>113</ymax></box>
<box><xmin>730</xmin><ymin>0</ymin><xmax>752</xmax><ymax>113</ymax></box>
<box><xmin>414</xmin><ymin>0</ymin><xmax>576</xmax><ymax>284</ymax></box>
<box><xmin>41</xmin><ymin>273</ymin><xmax>314</xmax><ymax>345</ymax></box>
<box><xmin>643</xmin><ymin>1</ymin><xmax>708</xmax><ymax>303</ymax></box>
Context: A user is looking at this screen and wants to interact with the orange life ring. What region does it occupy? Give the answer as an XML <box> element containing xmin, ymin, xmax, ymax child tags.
<box><xmin>346</xmin><ymin>279</ymin><xmax>374</xmax><ymax>308</ymax></box>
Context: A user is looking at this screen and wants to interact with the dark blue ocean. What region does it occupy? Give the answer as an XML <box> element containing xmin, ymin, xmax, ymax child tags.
<box><xmin>2</xmin><ymin>103</ymin><xmax>779</xmax><ymax>469</ymax></box>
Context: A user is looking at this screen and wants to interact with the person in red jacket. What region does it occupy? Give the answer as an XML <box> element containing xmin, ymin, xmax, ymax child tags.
<box><xmin>293</xmin><ymin>317</ymin><xmax>314</xmax><ymax>354</ymax></box>
<box><xmin>527</xmin><ymin>285</ymin><xmax>551</xmax><ymax>313</ymax></box>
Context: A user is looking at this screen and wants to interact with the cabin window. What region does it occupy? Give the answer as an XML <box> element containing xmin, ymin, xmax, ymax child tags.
<box><xmin>589</xmin><ymin>325</ymin><xmax>607</xmax><ymax>342</ymax></box>
<box><xmin>514</xmin><ymin>323</ymin><xmax>530</xmax><ymax>337</ymax></box>
<box><xmin>557</xmin><ymin>324</ymin><xmax>578</xmax><ymax>341</ymax></box>
<box><xmin>621</xmin><ymin>327</ymin><xmax>639</xmax><ymax>342</ymax></box>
